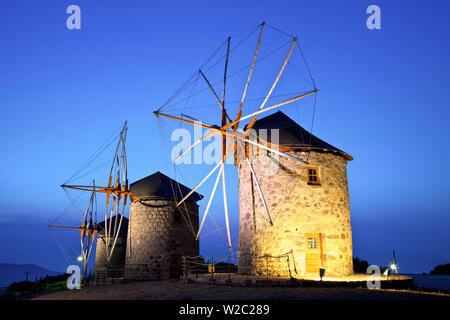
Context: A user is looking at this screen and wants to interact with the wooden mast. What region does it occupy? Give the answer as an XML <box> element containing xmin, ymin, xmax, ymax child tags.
<box><xmin>57</xmin><ymin>121</ymin><xmax>132</xmax><ymax>266</ymax></box>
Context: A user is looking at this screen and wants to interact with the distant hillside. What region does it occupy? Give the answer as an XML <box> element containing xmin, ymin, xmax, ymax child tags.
<box><xmin>0</xmin><ymin>263</ymin><xmax>62</xmax><ymax>287</ymax></box>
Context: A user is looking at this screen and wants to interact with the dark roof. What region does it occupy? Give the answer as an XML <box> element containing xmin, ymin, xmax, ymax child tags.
<box><xmin>96</xmin><ymin>216</ymin><xmax>128</xmax><ymax>237</ymax></box>
<box><xmin>247</xmin><ymin>111</ymin><xmax>353</xmax><ymax>160</ymax></box>
<box><xmin>130</xmin><ymin>171</ymin><xmax>203</xmax><ymax>202</ymax></box>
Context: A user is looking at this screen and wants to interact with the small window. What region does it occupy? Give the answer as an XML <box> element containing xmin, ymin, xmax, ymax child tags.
<box><xmin>307</xmin><ymin>167</ymin><xmax>320</xmax><ymax>185</ymax></box>
<box><xmin>308</xmin><ymin>237</ymin><xmax>317</xmax><ymax>249</ymax></box>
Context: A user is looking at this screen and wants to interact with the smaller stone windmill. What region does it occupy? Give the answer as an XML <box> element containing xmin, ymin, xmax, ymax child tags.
<box><xmin>124</xmin><ymin>171</ymin><xmax>203</xmax><ymax>280</ymax></box>
<box><xmin>52</xmin><ymin>121</ymin><xmax>203</xmax><ymax>281</ymax></box>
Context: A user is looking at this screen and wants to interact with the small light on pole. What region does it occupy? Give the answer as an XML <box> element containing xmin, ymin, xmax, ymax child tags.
<box><xmin>77</xmin><ymin>256</ymin><xmax>83</xmax><ymax>262</ymax></box>
<box><xmin>390</xmin><ymin>263</ymin><xmax>398</xmax><ymax>273</ymax></box>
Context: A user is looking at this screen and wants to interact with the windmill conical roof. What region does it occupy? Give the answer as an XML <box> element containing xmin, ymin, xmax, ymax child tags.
<box><xmin>247</xmin><ymin>111</ymin><xmax>353</xmax><ymax>160</ymax></box>
<box><xmin>130</xmin><ymin>171</ymin><xmax>203</xmax><ymax>202</ymax></box>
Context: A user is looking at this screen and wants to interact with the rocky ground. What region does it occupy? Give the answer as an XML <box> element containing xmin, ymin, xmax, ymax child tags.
<box><xmin>31</xmin><ymin>280</ymin><xmax>450</xmax><ymax>300</ymax></box>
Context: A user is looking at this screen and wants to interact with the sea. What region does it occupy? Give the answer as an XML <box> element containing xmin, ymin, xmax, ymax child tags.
<box><xmin>404</xmin><ymin>273</ymin><xmax>450</xmax><ymax>291</ymax></box>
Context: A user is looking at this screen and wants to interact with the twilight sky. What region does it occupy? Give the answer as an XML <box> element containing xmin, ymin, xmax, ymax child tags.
<box><xmin>0</xmin><ymin>0</ymin><xmax>449</xmax><ymax>274</ymax></box>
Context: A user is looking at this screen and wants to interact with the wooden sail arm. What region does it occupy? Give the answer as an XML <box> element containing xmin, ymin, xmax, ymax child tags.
<box><xmin>155</xmin><ymin>89</ymin><xmax>317</xmax><ymax>137</ymax></box>
<box><xmin>196</xmin><ymin>163</ymin><xmax>223</xmax><ymax>240</ymax></box>
<box><xmin>174</xmin><ymin>131</ymin><xmax>214</xmax><ymax>163</ymax></box>
<box><xmin>246</xmin><ymin>37</ymin><xmax>297</xmax><ymax>131</ymax></box>
<box><xmin>155</xmin><ymin>110</ymin><xmax>309</xmax><ymax>166</ymax></box>
<box><xmin>108</xmin><ymin>122</ymin><xmax>127</xmax><ymax>183</ymax></box>
<box><xmin>155</xmin><ymin>90</ymin><xmax>316</xmax><ymax>160</ymax></box>
<box><xmin>234</xmin><ymin>22</ymin><xmax>265</xmax><ymax>132</ymax></box>
<box><xmin>153</xmin><ymin>112</ymin><xmax>270</xmax><ymax>143</ymax></box>
<box><xmin>198</xmin><ymin>70</ymin><xmax>232</xmax><ymax>123</ymax></box>
<box><xmin>220</xmin><ymin>163</ymin><xmax>232</xmax><ymax>250</ymax></box>
<box><xmin>221</xmin><ymin>37</ymin><xmax>231</xmax><ymax>163</ymax></box>
<box><xmin>176</xmin><ymin>142</ymin><xmax>237</xmax><ymax>208</ymax></box>
<box><xmin>48</xmin><ymin>225</ymin><xmax>95</xmax><ymax>232</ymax></box>
<box><xmin>154</xmin><ymin>111</ymin><xmax>216</xmax><ymax>130</ymax></box>
<box><xmin>246</xmin><ymin>158</ymin><xmax>273</xmax><ymax>225</ymax></box>
<box><xmin>236</xmin><ymin>90</ymin><xmax>318</xmax><ymax>131</ymax></box>
<box><xmin>61</xmin><ymin>184</ymin><xmax>129</xmax><ymax>194</ymax></box>
<box><xmin>61</xmin><ymin>184</ymin><xmax>137</xmax><ymax>202</ymax></box>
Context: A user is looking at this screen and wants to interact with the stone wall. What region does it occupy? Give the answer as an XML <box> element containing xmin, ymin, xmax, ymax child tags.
<box><xmin>238</xmin><ymin>150</ymin><xmax>353</xmax><ymax>277</ymax></box>
<box><xmin>94</xmin><ymin>236</ymin><xmax>127</xmax><ymax>278</ymax></box>
<box><xmin>125</xmin><ymin>199</ymin><xmax>199</xmax><ymax>280</ymax></box>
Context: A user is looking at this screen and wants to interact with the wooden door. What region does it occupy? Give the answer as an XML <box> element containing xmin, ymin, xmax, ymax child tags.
<box><xmin>305</xmin><ymin>233</ymin><xmax>324</xmax><ymax>275</ymax></box>
<box><xmin>169</xmin><ymin>255</ymin><xmax>182</xmax><ymax>279</ymax></box>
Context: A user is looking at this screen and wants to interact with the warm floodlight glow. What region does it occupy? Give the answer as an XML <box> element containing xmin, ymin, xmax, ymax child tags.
<box><xmin>77</xmin><ymin>256</ymin><xmax>83</xmax><ymax>262</ymax></box>
<box><xmin>390</xmin><ymin>264</ymin><xmax>398</xmax><ymax>272</ymax></box>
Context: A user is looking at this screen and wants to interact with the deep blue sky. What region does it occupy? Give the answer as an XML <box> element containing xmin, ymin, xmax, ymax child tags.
<box><xmin>0</xmin><ymin>0</ymin><xmax>449</xmax><ymax>274</ymax></box>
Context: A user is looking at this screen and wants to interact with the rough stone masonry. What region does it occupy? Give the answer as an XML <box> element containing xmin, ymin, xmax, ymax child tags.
<box><xmin>237</xmin><ymin>111</ymin><xmax>353</xmax><ymax>277</ymax></box>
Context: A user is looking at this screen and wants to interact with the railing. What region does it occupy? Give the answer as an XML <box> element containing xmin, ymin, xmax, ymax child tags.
<box><xmin>182</xmin><ymin>251</ymin><xmax>297</xmax><ymax>281</ymax></box>
<box><xmin>238</xmin><ymin>252</ymin><xmax>295</xmax><ymax>278</ymax></box>
<box><xmin>124</xmin><ymin>264</ymin><xmax>163</xmax><ymax>281</ymax></box>
<box><xmin>91</xmin><ymin>266</ymin><xmax>125</xmax><ymax>285</ymax></box>
<box><xmin>182</xmin><ymin>255</ymin><xmax>239</xmax><ymax>280</ymax></box>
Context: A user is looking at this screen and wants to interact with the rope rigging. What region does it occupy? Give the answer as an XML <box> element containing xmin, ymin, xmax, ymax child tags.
<box><xmin>160</xmin><ymin>40</ymin><xmax>292</xmax><ymax>112</ymax></box>
<box><xmin>50</xmin><ymin>122</ymin><xmax>131</xmax><ymax>280</ymax></box>
<box><xmin>154</xmin><ymin>22</ymin><xmax>319</xmax><ymax>254</ymax></box>
<box><xmin>51</xmin><ymin>22</ymin><xmax>319</xmax><ymax>268</ymax></box>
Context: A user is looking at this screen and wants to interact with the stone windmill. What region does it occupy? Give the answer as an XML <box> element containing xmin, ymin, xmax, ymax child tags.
<box><xmin>52</xmin><ymin>122</ymin><xmax>203</xmax><ymax>281</ymax></box>
<box><xmin>154</xmin><ymin>22</ymin><xmax>353</xmax><ymax>277</ymax></box>
<box><xmin>237</xmin><ymin>111</ymin><xmax>353</xmax><ymax>277</ymax></box>
<box><xmin>92</xmin><ymin>171</ymin><xmax>202</xmax><ymax>281</ymax></box>
<box><xmin>125</xmin><ymin>171</ymin><xmax>202</xmax><ymax>280</ymax></box>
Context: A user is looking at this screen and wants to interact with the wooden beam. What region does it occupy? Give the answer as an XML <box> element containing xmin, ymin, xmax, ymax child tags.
<box><xmin>176</xmin><ymin>161</ymin><xmax>222</xmax><ymax>207</ymax></box>
<box><xmin>244</xmin><ymin>137</ymin><xmax>309</xmax><ymax>164</ymax></box>
<box><xmin>222</xmin><ymin>37</ymin><xmax>231</xmax><ymax>163</ymax></box>
<box><xmin>234</xmin><ymin>22</ymin><xmax>264</xmax><ymax>132</ymax></box>
<box><xmin>174</xmin><ymin>131</ymin><xmax>215</xmax><ymax>163</ymax></box>
<box><xmin>222</xmin><ymin>36</ymin><xmax>231</xmax><ymax>114</ymax></box>
<box><xmin>224</xmin><ymin>89</ymin><xmax>318</xmax><ymax>132</ymax></box>
<box><xmin>154</xmin><ymin>111</ymin><xmax>215</xmax><ymax>131</ymax></box>
<box><xmin>155</xmin><ymin>92</ymin><xmax>316</xmax><ymax>164</ymax></box>
<box><xmin>155</xmin><ymin>90</ymin><xmax>316</xmax><ymax>144</ymax></box>
<box><xmin>61</xmin><ymin>184</ymin><xmax>132</xmax><ymax>196</ymax></box>
<box><xmin>196</xmin><ymin>164</ymin><xmax>223</xmax><ymax>240</ymax></box>
<box><xmin>220</xmin><ymin>163</ymin><xmax>232</xmax><ymax>250</ymax></box>
<box><xmin>48</xmin><ymin>226</ymin><xmax>86</xmax><ymax>231</ymax></box>
<box><xmin>246</xmin><ymin>38</ymin><xmax>297</xmax><ymax>130</ymax></box>
<box><xmin>246</xmin><ymin>158</ymin><xmax>273</xmax><ymax>225</ymax></box>
<box><xmin>198</xmin><ymin>70</ymin><xmax>232</xmax><ymax>123</ymax></box>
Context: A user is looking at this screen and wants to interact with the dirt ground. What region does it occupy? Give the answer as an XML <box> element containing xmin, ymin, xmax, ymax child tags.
<box><xmin>31</xmin><ymin>280</ymin><xmax>450</xmax><ymax>300</ymax></box>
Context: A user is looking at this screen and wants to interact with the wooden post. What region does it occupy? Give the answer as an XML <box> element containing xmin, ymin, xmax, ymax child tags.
<box><xmin>211</xmin><ymin>256</ymin><xmax>214</xmax><ymax>280</ymax></box>
<box><xmin>246</xmin><ymin>254</ymin><xmax>249</xmax><ymax>280</ymax></box>
<box><xmin>287</xmin><ymin>255</ymin><xmax>291</xmax><ymax>278</ymax></box>
<box><xmin>195</xmin><ymin>257</ymin><xmax>198</xmax><ymax>279</ymax></box>
<box><xmin>228</xmin><ymin>256</ymin><xmax>231</xmax><ymax>281</ymax></box>
<box><xmin>182</xmin><ymin>257</ymin><xmax>186</xmax><ymax>279</ymax></box>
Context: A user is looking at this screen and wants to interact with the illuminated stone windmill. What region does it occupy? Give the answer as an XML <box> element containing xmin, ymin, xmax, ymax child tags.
<box><xmin>154</xmin><ymin>22</ymin><xmax>317</xmax><ymax>251</ymax></box>
<box><xmin>154</xmin><ymin>22</ymin><xmax>353</xmax><ymax>277</ymax></box>
<box><xmin>237</xmin><ymin>111</ymin><xmax>354</xmax><ymax>277</ymax></box>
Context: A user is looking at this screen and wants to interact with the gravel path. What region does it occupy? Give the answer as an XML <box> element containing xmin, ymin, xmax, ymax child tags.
<box><xmin>31</xmin><ymin>280</ymin><xmax>450</xmax><ymax>300</ymax></box>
